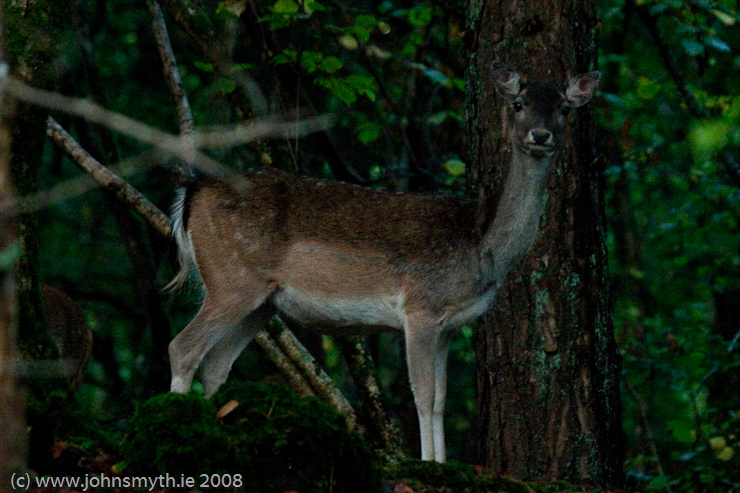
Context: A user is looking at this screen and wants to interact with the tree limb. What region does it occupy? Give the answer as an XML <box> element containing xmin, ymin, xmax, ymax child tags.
<box><xmin>632</xmin><ymin>2</ymin><xmax>709</xmax><ymax>120</ymax></box>
<box><xmin>146</xmin><ymin>0</ymin><xmax>195</xmax><ymax>185</ymax></box>
<box><xmin>268</xmin><ymin>317</ymin><xmax>359</xmax><ymax>432</ymax></box>
<box><xmin>156</xmin><ymin>0</ymin><xmax>267</xmax><ymax>116</ymax></box>
<box><xmin>253</xmin><ymin>331</ymin><xmax>315</xmax><ymax>397</ymax></box>
<box><xmin>623</xmin><ymin>377</ymin><xmax>672</xmax><ymax>493</ymax></box>
<box><xmin>2</xmin><ymin>76</ymin><xmax>333</xmax><ymax>193</ymax></box>
<box><xmin>338</xmin><ymin>335</ymin><xmax>408</xmax><ymax>461</ymax></box>
<box><xmin>46</xmin><ymin>117</ymin><xmax>173</xmax><ymax>237</ymax></box>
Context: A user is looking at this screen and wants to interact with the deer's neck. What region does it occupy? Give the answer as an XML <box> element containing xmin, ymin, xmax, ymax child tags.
<box><xmin>482</xmin><ymin>148</ymin><xmax>554</xmax><ymax>286</ymax></box>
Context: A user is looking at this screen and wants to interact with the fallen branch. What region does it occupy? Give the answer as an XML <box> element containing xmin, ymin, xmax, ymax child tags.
<box><xmin>253</xmin><ymin>331</ymin><xmax>315</xmax><ymax>398</ymax></box>
<box><xmin>338</xmin><ymin>335</ymin><xmax>408</xmax><ymax>461</ymax></box>
<box><xmin>269</xmin><ymin>317</ymin><xmax>359</xmax><ymax>432</ymax></box>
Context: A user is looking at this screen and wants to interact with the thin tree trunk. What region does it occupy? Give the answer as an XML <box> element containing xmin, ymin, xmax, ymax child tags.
<box><xmin>0</xmin><ymin>11</ymin><xmax>26</xmax><ymax>479</ymax></box>
<box><xmin>466</xmin><ymin>0</ymin><xmax>623</xmax><ymax>489</ymax></box>
<box><xmin>4</xmin><ymin>0</ymin><xmax>69</xmax><ymax>362</ymax></box>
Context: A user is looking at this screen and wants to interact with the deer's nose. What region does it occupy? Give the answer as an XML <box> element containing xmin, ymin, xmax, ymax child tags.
<box><xmin>531</xmin><ymin>129</ymin><xmax>552</xmax><ymax>145</ymax></box>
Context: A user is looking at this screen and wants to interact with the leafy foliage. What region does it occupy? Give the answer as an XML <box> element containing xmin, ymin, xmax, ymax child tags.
<box><xmin>600</xmin><ymin>0</ymin><xmax>740</xmax><ymax>490</ymax></box>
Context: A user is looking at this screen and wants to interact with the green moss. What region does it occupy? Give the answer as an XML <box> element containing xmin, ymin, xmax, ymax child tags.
<box><xmin>123</xmin><ymin>383</ymin><xmax>381</xmax><ymax>492</ymax></box>
<box><xmin>211</xmin><ymin>381</ymin><xmax>381</xmax><ymax>493</ymax></box>
<box><xmin>384</xmin><ymin>459</ymin><xmax>602</xmax><ymax>492</ymax></box>
<box><xmin>384</xmin><ymin>459</ymin><xmax>480</xmax><ymax>491</ymax></box>
<box><xmin>123</xmin><ymin>393</ymin><xmax>228</xmax><ymax>475</ymax></box>
<box><xmin>27</xmin><ymin>389</ymin><xmax>116</xmax><ymax>474</ymax></box>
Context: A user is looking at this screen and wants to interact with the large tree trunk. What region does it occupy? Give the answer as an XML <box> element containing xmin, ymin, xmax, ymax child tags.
<box><xmin>466</xmin><ymin>1</ymin><xmax>623</xmax><ymax>489</ymax></box>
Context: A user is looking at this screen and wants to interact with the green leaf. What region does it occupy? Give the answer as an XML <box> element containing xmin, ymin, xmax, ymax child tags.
<box><xmin>423</xmin><ymin>69</ymin><xmax>450</xmax><ymax>87</ymax></box>
<box><xmin>442</xmin><ymin>159</ymin><xmax>466</xmax><ymax>177</ymax></box>
<box><xmin>316</xmin><ymin>78</ymin><xmax>357</xmax><ymax>104</ymax></box>
<box><xmin>407</xmin><ymin>4</ymin><xmax>432</xmax><ymax>27</ymax></box>
<box><xmin>350</xmin><ymin>26</ymin><xmax>371</xmax><ymax>43</ymax></box>
<box><xmin>636</xmin><ymin>77</ymin><xmax>660</xmax><ymax>99</ymax></box>
<box><xmin>338</xmin><ymin>35</ymin><xmax>359</xmax><ymax>50</ymax></box>
<box><xmin>346</xmin><ymin>74</ymin><xmax>374</xmax><ymax>91</ymax></box>
<box><xmin>216</xmin><ymin>0</ymin><xmax>246</xmax><ymax>18</ymax></box>
<box><xmin>319</xmin><ymin>56</ymin><xmax>343</xmax><ymax>74</ymax></box>
<box><xmin>667</xmin><ymin>419</ymin><xmax>696</xmax><ymax>443</ymax></box>
<box><xmin>647</xmin><ymin>475</ymin><xmax>670</xmax><ymax>491</ymax></box>
<box><xmin>682</xmin><ymin>39</ymin><xmax>705</xmax><ymax>56</ymax></box>
<box><xmin>215</xmin><ymin>78</ymin><xmax>237</xmax><ymax>95</ymax></box>
<box><xmin>354</xmin><ymin>14</ymin><xmax>377</xmax><ymax>28</ymax></box>
<box><xmin>300</xmin><ymin>51</ymin><xmax>322</xmax><ymax>73</ymax></box>
<box><xmin>346</xmin><ymin>75</ymin><xmax>376</xmax><ymax>101</ymax></box>
<box><xmin>706</xmin><ymin>37</ymin><xmax>731</xmax><ymax>53</ymax></box>
<box><xmin>357</xmin><ymin>121</ymin><xmax>381</xmax><ymax>144</ymax></box>
<box><xmin>0</xmin><ymin>242</ymin><xmax>20</xmax><ymax>271</ymax></box>
<box><xmin>713</xmin><ymin>10</ymin><xmax>736</xmax><ymax>26</ymax></box>
<box><xmin>690</xmin><ymin>120</ymin><xmax>731</xmax><ymax>160</ymax></box>
<box><xmin>369</xmin><ymin>164</ymin><xmax>382</xmax><ymax>180</ymax></box>
<box><xmin>305</xmin><ymin>0</ymin><xmax>327</xmax><ymax>13</ymax></box>
<box><xmin>428</xmin><ymin>111</ymin><xmax>448</xmax><ymax>125</ymax></box>
<box><xmin>365</xmin><ymin>45</ymin><xmax>391</xmax><ymax>59</ymax></box>
<box><xmin>273</xmin><ymin>50</ymin><xmax>297</xmax><ymax>65</ymax></box>
<box><xmin>272</xmin><ymin>0</ymin><xmax>299</xmax><ymax>14</ymax></box>
<box><xmin>194</xmin><ymin>61</ymin><xmax>214</xmax><ymax>72</ymax></box>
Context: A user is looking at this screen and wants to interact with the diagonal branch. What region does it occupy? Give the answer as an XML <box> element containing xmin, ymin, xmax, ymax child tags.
<box><xmin>2</xmin><ymin>76</ymin><xmax>333</xmax><ymax>193</ymax></box>
<box><xmin>46</xmin><ymin>117</ymin><xmax>172</xmax><ymax>236</ymax></box>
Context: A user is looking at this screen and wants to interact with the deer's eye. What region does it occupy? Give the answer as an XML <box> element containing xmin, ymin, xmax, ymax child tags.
<box><xmin>560</xmin><ymin>106</ymin><xmax>571</xmax><ymax>116</ymax></box>
<box><xmin>512</xmin><ymin>102</ymin><xmax>523</xmax><ymax>112</ymax></box>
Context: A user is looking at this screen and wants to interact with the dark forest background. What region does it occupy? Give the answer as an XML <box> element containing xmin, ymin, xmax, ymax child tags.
<box><xmin>1</xmin><ymin>0</ymin><xmax>739</xmax><ymax>491</ymax></box>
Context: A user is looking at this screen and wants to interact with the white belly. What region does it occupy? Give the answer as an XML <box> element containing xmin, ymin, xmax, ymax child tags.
<box><xmin>272</xmin><ymin>285</ymin><xmax>405</xmax><ymax>330</ymax></box>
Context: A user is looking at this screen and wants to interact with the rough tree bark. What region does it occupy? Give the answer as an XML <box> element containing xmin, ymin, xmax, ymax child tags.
<box><xmin>466</xmin><ymin>1</ymin><xmax>623</xmax><ymax>489</ymax></box>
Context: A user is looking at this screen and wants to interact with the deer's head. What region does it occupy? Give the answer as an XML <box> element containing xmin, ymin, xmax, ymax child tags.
<box><xmin>491</xmin><ymin>62</ymin><xmax>600</xmax><ymax>159</ymax></box>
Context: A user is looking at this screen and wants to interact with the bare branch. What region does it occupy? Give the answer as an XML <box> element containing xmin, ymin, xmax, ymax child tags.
<box><xmin>270</xmin><ymin>317</ymin><xmax>359</xmax><ymax>432</ymax></box>
<box><xmin>2</xmin><ymin>76</ymin><xmax>333</xmax><ymax>192</ymax></box>
<box><xmin>46</xmin><ymin>117</ymin><xmax>172</xmax><ymax>237</ymax></box>
<box><xmin>157</xmin><ymin>0</ymin><xmax>267</xmax><ymax>116</ymax></box>
<box><xmin>146</xmin><ymin>0</ymin><xmax>195</xmax><ymax>139</ymax></box>
<box><xmin>253</xmin><ymin>331</ymin><xmax>315</xmax><ymax>397</ymax></box>
<box><xmin>338</xmin><ymin>335</ymin><xmax>408</xmax><ymax>461</ymax></box>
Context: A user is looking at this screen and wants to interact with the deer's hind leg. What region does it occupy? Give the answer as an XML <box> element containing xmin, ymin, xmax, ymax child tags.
<box><xmin>199</xmin><ymin>304</ymin><xmax>273</xmax><ymax>397</ymax></box>
<box><xmin>169</xmin><ymin>289</ymin><xmax>271</xmax><ymax>395</ymax></box>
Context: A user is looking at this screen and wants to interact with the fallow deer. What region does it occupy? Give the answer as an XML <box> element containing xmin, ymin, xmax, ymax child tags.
<box><xmin>166</xmin><ymin>62</ymin><xmax>600</xmax><ymax>462</ymax></box>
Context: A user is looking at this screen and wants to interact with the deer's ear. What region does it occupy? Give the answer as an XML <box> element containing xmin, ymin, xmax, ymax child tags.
<box><xmin>565</xmin><ymin>71</ymin><xmax>600</xmax><ymax>107</ymax></box>
<box><xmin>491</xmin><ymin>61</ymin><xmax>521</xmax><ymax>101</ymax></box>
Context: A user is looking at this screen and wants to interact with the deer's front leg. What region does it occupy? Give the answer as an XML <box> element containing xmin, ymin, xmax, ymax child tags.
<box><xmin>432</xmin><ymin>331</ymin><xmax>452</xmax><ymax>463</ymax></box>
<box><xmin>404</xmin><ymin>315</ymin><xmax>444</xmax><ymax>461</ymax></box>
